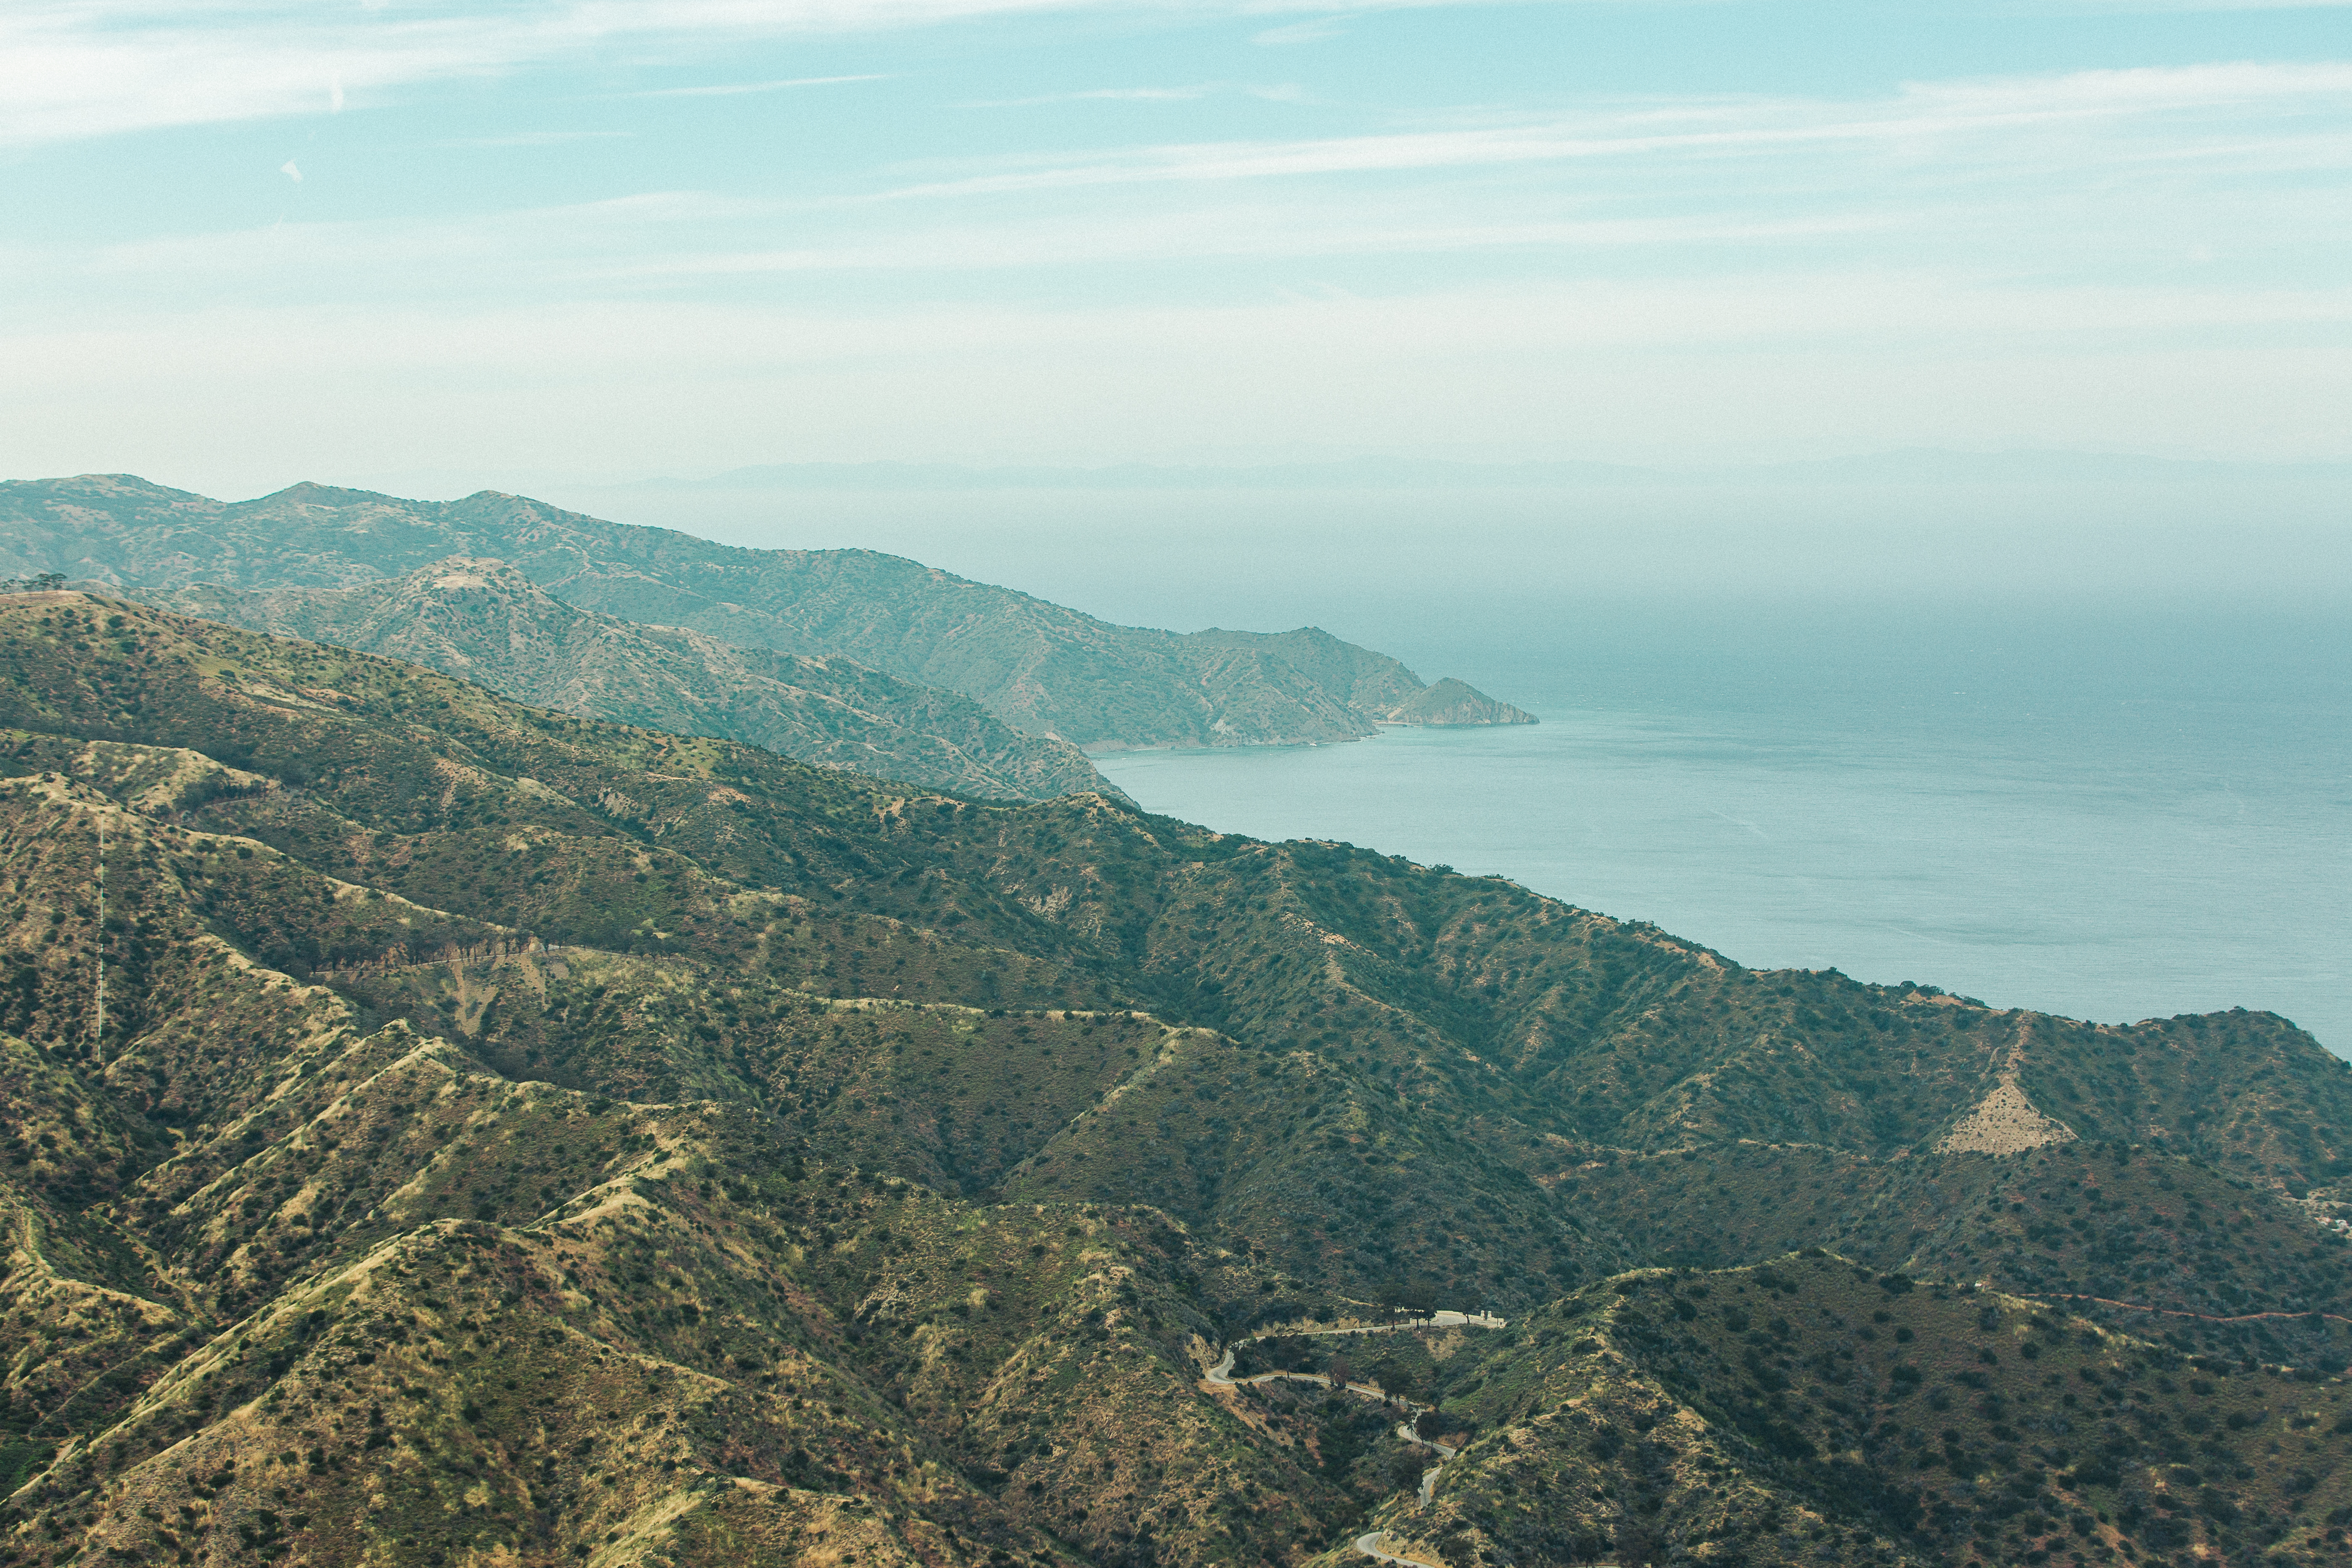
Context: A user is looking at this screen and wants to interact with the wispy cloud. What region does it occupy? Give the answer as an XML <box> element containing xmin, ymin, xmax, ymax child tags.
<box><xmin>19</xmin><ymin>55</ymin><xmax>2341</xmax><ymax>295</ymax></box>
<box><xmin>7</xmin><ymin>22</ymin><xmax>2347</xmax><ymax>476</ymax></box>
<box><xmin>25</xmin><ymin>0</ymin><xmax>2320</xmax><ymax>156</ymax></box>
<box><xmin>439</xmin><ymin>130</ymin><xmax>635</xmax><ymax>146</ymax></box>
<box><xmin>626</xmin><ymin>73</ymin><xmax>895</xmax><ymax>98</ymax></box>
<box><xmin>958</xmin><ymin>84</ymin><xmax>1222</xmax><ymax>107</ymax></box>
<box><xmin>882</xmin><ymin>60</ymin><xmax>2352</xmax><ymax>196</ymax></box>
<box><xmin>0</xmin><ymin>0</ymin><xmax>1093</xmax><ymax>144</ymax></box>
<box><xmin>1251</xmin><ymin>17</ymin><xmax>1349</xmax><ymax>45</ymax></box>
<box><xmin>588</xmin><ymin>209</ymin><xmax>1899</xmax><ymax>276</ymax></box>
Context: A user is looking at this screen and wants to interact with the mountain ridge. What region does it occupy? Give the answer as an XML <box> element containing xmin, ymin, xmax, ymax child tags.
<box><xmin>0</xmin><ymin>475</ymin><xmax>1536</xmax><ymax>751</ymax></box>
<box><xmin>123</xmin><ymin>556</ymin><xmax>1119</xmax><ymax>805</ymax></box>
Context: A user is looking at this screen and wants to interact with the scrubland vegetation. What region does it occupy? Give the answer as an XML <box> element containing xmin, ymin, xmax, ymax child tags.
<box><xmin>0</xmin><ymin>590</ymin><xmax>2343</xmax><ymax>1565</ymax></box>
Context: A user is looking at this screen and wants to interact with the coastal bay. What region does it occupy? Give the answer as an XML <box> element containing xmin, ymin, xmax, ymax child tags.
<box><xmin>1096</xmin><ymin>607</ymin><xmax>2352</xmax><ymax>1055</ymax></box>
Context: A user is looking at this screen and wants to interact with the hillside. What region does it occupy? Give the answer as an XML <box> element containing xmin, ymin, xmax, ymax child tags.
<box><xmin>0</xmin><ymin>589</ymin><xmax>2341</xmax><ymax>1566</ymax></box>
<box><xmin>0</xmin><ymin>475</ymin><xmax>1536</xmax><ymax>749</ymax></box>
<box><xmin>1333</xmin><ymin>1254</ymin><xmax>2351</xmax><ymax>1568</ymax></box>
<box><xmin>130</xmin><ymin>558</ymin><xmax>1115</xmax><ymax>804</ymax></box>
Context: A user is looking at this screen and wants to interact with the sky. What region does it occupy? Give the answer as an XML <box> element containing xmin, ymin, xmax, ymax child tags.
<box><xmin>3</xmin><ymin>0</ymin><xmax>2350</xmax><ymax>501</ymax></box>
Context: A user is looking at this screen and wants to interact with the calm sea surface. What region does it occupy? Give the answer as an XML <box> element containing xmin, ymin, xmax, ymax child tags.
<box><xmin>1091</xmin><ymin>603</ymin><xmax>2352</xmax><ymax>1056</ymax></box>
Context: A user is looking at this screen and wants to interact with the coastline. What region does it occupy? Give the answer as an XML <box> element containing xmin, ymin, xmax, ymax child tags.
<box><xmin>1093</xmin><ymin>698</ymin><xmax>2347</xmax><ymax>1057</ymax></box>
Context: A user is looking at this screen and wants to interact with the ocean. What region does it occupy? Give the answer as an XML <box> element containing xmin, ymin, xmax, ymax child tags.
<box><xmin>1092</xmin><ymin>600</ymin><xmax>2352</xmax><ymax>1057</ymax></box>
<box><xmin>545</xmin><ymin>474</ymin><xmax>2352</xmax><ymax>1059</ymax></box>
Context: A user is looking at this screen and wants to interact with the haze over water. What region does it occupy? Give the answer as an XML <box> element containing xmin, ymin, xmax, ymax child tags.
<box><xmin>1093</xmin><ymin>600</ymin><xmax>2352</xmax><ymax>1058</ymax></box>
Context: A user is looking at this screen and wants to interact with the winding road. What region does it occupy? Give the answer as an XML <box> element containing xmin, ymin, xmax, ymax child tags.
<box><xmin>1202</xmin><ymin>1333</ymin><xmax>1481</xmax><ymax>1568</ymax></box>
<box><xmin>1354</xmin><ymin>1531</ymin><xmax>1445</xmax><ymax>1568</ymax></box>
<box><xmin>2027</xmin><ymin>1292</ymin><xmax>2352</xmax><ymax>1329</ymax></box>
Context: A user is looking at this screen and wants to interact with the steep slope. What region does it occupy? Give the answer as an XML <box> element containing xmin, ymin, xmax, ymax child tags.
<box><xmin>0</xmin><ymin>591</ymin><xmax>1618</xmax><ymax>1312</ymax></box>
<box><xmin>0</xmin><ymin>588</ymin><xmax>2342</xmax><ymax>1567</ymax></box>
<box><xmin>1557</xmin><ymin>1137</ymin><xmax>2352</xmax><ymax>1368</ymax></box>
<box><xmin>0</xmin><ymin>734</ymin><xmax>1406</xmax><ymax>1566</ymax></box>
<box><xmin>1388</xmin><ymin>679</ymin><xmax>1531</xmax><ymax>727</ymax></box>
<box><xmin>0</xmin><ymin>475</ymin><xmax>1535</xmax><ymax>748</ymax></box>
<box><xmin>1177</xmin><ymin>633</ymin><xmax>1534</xmax><ymax>733</ymax></box>
<box><xmin>133</xmin><ymin>558</ymin><xmax>1114</xmax><ymax>803</ymax></box>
